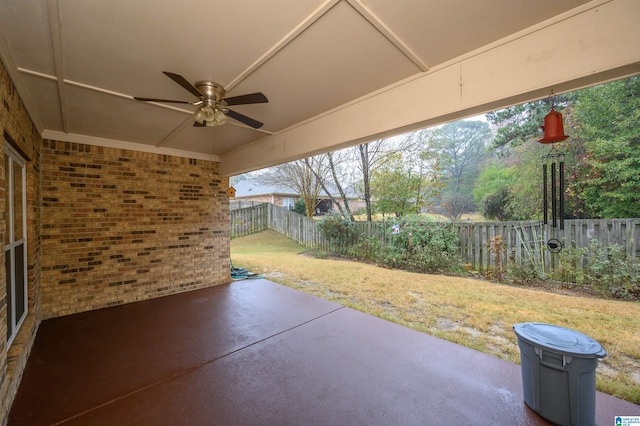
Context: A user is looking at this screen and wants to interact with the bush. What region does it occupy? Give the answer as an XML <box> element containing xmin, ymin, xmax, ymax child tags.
<box><xmin>378</xmin><ymin>215</ymin><xmax>461</xmax><ymax>273</ymax></box>
<box><xmin>319</xmin><ymin>214</ymin><xmax>461</xmax><ymax>274</ymax></box>
<box><xmin>550</xmin><ymin>239</ymin><xmax>640</xmax><ymax>299</ymax></box>
<box><xmin>508</xmin><ymin>258</ymin><xmax>546</xmax><ymax>282</ymax></box>
<box><xmin>348</xmin><ymin>234</ymin><xmax>383</xmax><ymax>261</ymax></box>
<box><xmin>293</xmin><ymin>199</ymin><xmax>306</xmax><ymax>215</ymax></box>
<box><xmin>352</xmin><ymin>207</ymin><xmax>368</xmax><ymax>216</ymax></box>
<box><xmin>441</xmin><ymin>193</ymin><xmax>475</xmax><ymax>221</ymax></box>
<box><xmin>317</xmin><ymin>214</ymin><xmax>359</xmax><ymax>256</ymax></box>
<box><xmin>482</xmin><ymin>187</ymin><xmax>515</xmax><ymax>221</ymax></box>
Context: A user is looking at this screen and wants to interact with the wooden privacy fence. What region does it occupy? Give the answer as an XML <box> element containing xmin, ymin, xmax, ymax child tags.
<box><xmin>230</xmin><ymin>203</ymin><xmax>270</xmax><ymax>238</ymax></box>
<box><xmin>231</xmin><ymin>204</ymin><xmax>640</xmax><ymax>271</ymax></box>
<box><xmin>229</xmin><ymin>200</ymin><xmax>265</xmax><ymax>211</ymax></box>
<box><xmin>230</xmin><ymin>204</ymin><xmax>387</xmax><ymax>250</ymax></box>
<box><xmin>457</xmin><ymin>219</ymin><xmax>640</xmax><ymax>272</ymax></box>
<box><xmin>229</xmin><ymin>203</ymin><xmax>330</xmax><ymax>249</ymax></box>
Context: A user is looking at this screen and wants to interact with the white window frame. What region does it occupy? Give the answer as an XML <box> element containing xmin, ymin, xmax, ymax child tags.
<box><xmin>282</xmin><ymin>197</ymin><xmax>296</xmax><ymax>210</ymax></box>
<box><xmin>5</xmin><ymin>143</ymin><xmax>28</xmax><ymax>347</ymax></box>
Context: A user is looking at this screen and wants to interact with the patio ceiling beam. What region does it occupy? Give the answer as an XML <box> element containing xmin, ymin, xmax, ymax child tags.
<box><xmin>46</xmin><ymin>0</ymin><xmax>69</xmax><ymax>133</ymax></box>
<box><xmin>346</xmin><ymin>0</ymin><xmax>429</xmax><ymax>72</ymax></box>
<box><xmin>220</xmin><ymin>0</ymin><xmax>640</xmax><ymax>176</ymax></box>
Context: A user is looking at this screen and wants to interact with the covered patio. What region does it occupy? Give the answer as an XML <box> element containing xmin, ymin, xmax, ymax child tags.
<box><xmin>9</xmin><ymin>279</ymin><xmax>639</xmax><ymax>425</ymax></box>
<box><xmin>1</xmin><ymin>0</ymin><xmax>639</xmax><ymax>422</ymax></box>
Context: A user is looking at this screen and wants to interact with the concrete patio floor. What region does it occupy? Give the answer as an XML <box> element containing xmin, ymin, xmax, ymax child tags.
<box><xmin>8</xmin><ymin>279</ymin><xmax>640</xmax><ymax>425</ymax></box>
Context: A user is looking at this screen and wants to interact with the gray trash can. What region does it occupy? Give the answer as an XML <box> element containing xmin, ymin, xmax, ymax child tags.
<box><xmin>513</xmin><ymin>322</ymin><xmax>606</xmax><ymax>426</ymax></box>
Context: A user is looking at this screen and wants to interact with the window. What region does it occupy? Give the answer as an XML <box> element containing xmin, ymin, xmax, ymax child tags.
<box><xmin>282</xmin><ymin>197</ymin><xmax>295</xmax><ymax>210</ymax></box>
<box><xmin>5</xmin><ymin>143</ymin><xmax>28</xmax><ymax>346</ymax></box>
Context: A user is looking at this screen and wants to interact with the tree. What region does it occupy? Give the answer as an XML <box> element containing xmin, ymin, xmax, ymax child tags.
<box><xmin>473</xmin><ymin>162</ymin><xmax>515</xmax><ymax>206</ymax></box>
<box><xmin>324</xmin><ymin>152</ymin><xmax>355</xmax><ymax>220</ymax></box>
<box><xmin>265</xmin><ymin>156</ymin><xmax>328</xmax><ymax>217</ymax></box>
<box><xmin>482</xmin><ymin>187</ymin><xmax>514</xmax><ymax>221</ymax></box>
<box><xmin>477</xmin><ymin>130</ymin><xmax>580</xmax><ymax>221</ymax></box>
<box><xmin>427</xmin><ymin>120</ymin><xmax>491</xmax><ymax>194</ymax></box>
<box><xmin>484</xmin><ymin>95</ymin><xmax>583</xmax><ymax>221</ymax></box>
<box><xmin>357</xmin><ymin>143</ymin><xmax>375</xmax><ymax>221</ymax></box>
<box><xmin>371</xmin><ymin>152</ymin><xmax>440</xmax><ymax>217</ymax></box>
<box><xmin>304</xmin><ymin>150</ymin><xmax>359</xmax><ymax>221</ymax></box>
<box><xmin>474</xmin><ymin>151</ymin><xmax>544</xmax><ymax>221</ymax></box>
<box><xmin>441</xmin><ymin>193</ymin><xmax>474</xmax><ymax>221</ymax></box>
<box><xmin>355</xmin><ymin>139</ymin><xmax>397</xmax><ymax>221</ymax></box>
<box><xmin>474</xmin><ymin>77</ymin><xmax>639</xmax><ymax>220</ymax></box>
<box><xmin>505</xmin><ymin>141</ymin><xmax>550</xmax><ymax>220</ymax></box>
<box><xmin>487</xmin><ymin>95</ymin><xmax>571</xmax><ymax>150</ymax></box>
<box><xmin>353</xmin><ymin>134</ymin><xmax>425</xmax><ymax>221</ymax></box>
<box><xmin>569</xmin><ymin>76</ymin><xmax>640</xmax><ymax>218</ymax></box>
<box><xmin>371</xmin><ymin>154</ymin><xmax>421</xmax><ymax>217</ymax></box>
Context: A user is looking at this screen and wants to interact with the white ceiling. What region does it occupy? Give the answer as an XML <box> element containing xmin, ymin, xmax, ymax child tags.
<box><xmin>1</xmin><ymin>0</ymin><xmax>637</xmax><ymax>175</ymax></box>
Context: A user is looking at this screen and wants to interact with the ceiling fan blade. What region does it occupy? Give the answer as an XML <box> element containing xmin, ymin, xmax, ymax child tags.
<box><xmin>163</xmin><ymin>71</ymin><xmax>204</xmax><ymax>99</ymax></box>
<box><xmin>193</xmin><ymin>121</ymin><xmax>206</xmax><ymax>127</ymax></box>
<box><xmin>133</xmin><ymin>97</ymin><xmax>192</xmax><ymax>104</ymax></box>
<box><xmin>225</xmin><ymin>109</ymin><xmax>264</xmax><ymax>129</ymax></box>
<box><xmin>222</xmin><ymin>92</ymin><xmax>268</xmax><ymax>106</ymax></box>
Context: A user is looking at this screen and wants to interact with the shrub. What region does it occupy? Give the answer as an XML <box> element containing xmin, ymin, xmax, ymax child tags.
<box><xmin>348</xmin><ymin>234</ymin><xmax>383</xmax><ymax>261</ymax></box>
<box><xmin>293</xmin><ymin>199</ymin><xmax>306</xmax><ymax>215</ymax></box>
<box><xmin>379</xmin><ymin>215</ymin><xmax>461</xmax><ymax>273</ymax></box>
<box><xmin>508</xmin><ymin>258</ymin><xmax>546</xmax><ymax>282</ymax></box>
<box><xmin>482</xmin><ymin>187</ymin><xmax>515</xmax><ymax>221</ymax></box>
<box><xmin>550</xmin><ymin>239</ymin><xmax>640</xmax><ymax>299</ymax></box>
<box><xmin>441</xmin><ymin>193</ymin><xmax>475</xmax><ymax>221</ymax></box>
<box><xmin>317</xmin><ymin>214</ymin><xmax>359</xmax><ymax>256</ymax></box>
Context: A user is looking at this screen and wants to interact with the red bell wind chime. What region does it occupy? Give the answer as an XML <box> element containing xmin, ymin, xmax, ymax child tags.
<box><xmin>540</xmin><ymin>96</ymin><xmax>569</xmax><ymax>233</ymax></box>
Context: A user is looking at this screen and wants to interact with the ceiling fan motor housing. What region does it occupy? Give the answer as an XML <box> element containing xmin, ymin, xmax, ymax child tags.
<box><xmin>195</xmin><ymin>81</ymin><xmax>226</xmax><ymax>102</ymax></box>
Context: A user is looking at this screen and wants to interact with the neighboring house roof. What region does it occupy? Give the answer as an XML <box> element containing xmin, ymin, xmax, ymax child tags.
<box><xmin>233</xmin><ymin>178</ymin><xmax>360</xmax><ymax>200</ymax></box>
<box><xmin>233</xmin><ymin>179</ymin><xmax>297</xmax><ymax>198</ymax></box>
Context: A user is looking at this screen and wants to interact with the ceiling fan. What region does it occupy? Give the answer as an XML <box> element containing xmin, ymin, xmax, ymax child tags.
<box><xmin>134</xmin><ymin>72</ymin><xmax>268</xmax><ymax>129</ymax></box>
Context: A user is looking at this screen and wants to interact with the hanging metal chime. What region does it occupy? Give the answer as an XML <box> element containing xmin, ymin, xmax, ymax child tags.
<box><xmin>542</xmin><ymin>152</ymin><xmax>565</xmax><ymax>229</ymax></box>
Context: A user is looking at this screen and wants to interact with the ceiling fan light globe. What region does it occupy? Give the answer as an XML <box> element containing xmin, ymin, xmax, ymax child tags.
<box><xmin>201</xmin><ymin>105</ymin><xmax>216</xmax><ymax>122</ymax></box>
<box><xmin>213</xmin><ymin>109</ymin><xmax>228</xmax><ymax>126</ymax></box>
<box><xmin>193</xmin><ymin>106</ymin><xmax>207</xmax><ymax>124</ymax></box>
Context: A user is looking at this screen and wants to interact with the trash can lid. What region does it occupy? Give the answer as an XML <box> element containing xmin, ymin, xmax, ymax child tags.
<box><xmin>513</xmin><ymin>322</ymin><xmax>606</xmax><ymax>358</ymax></box>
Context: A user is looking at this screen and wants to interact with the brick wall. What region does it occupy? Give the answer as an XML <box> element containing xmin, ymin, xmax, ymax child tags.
<box><xmin>0</xmin><ymin>59</ymin><xmax>42</xmax><ymax>422</ymax></box>
<box><xmin>0</xmin><ymin>56</ymin><xmax>232</xmax><ymax>421</ymax></box>
<box><xmin>40</xmin><ymin>142</ymin><xmax>231</xmax><ymax>318</ymax></box>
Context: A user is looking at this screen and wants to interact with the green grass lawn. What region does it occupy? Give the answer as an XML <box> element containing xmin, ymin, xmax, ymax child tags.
<box><xmin>231</xmin><ymin>230</ymin><xmax>640</xmax><ymax>404</ymax></box>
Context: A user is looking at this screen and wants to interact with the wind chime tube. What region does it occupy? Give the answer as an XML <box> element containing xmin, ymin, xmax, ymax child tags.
<box><xmin>551</xmin><ymin>162</ymin><xmax>557</xmax><ymax>228</ymax></box>
<box><xmin>559</xmin><ymin>160</ymin><xmax>565</xmax><ymax>230</ymax></box>
<box><xmin>542</xmin><ymin>163</ymin><xmax>548</xmax><ymax>225</ymax></box>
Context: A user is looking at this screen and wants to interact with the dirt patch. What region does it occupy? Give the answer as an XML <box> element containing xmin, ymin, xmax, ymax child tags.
<box><xmin>265</xmin><ymin>271</ymin><xmax>286</xmax><ymax>279</ymax></box>
<box><xmin>598</xmin><ymin>356</ymin><xmax>640</xmax><ymax>385</ymax></box>
<box><xmin>436</xmin><ymin>317</ymin><xmax>460</xmax><ymax>331</ymax></box>
<box><xmin>619</xmin><ymin>356</ymin><xmax>640</xmax><ymax>385</ymax></box>
<box><xmin>462</xmin><ymin>326</ymin><xmax>482</xmax><ymax>338</ymax></box>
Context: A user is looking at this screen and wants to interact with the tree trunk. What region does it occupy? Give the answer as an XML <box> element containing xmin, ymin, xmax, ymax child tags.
<box><xmin>358</xmin><ymin>144</ymin><xmax>373</xmax><ymax>221</ymax></box>
<box><xmin>304</xmin><ymin>157</ymin><xmax>345</xmax><ymax>217</ymax></box>
<box><xmin>327</xmin><ymin>152</ymin><xmax>355</xmax><ymax>221</ymax></box>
